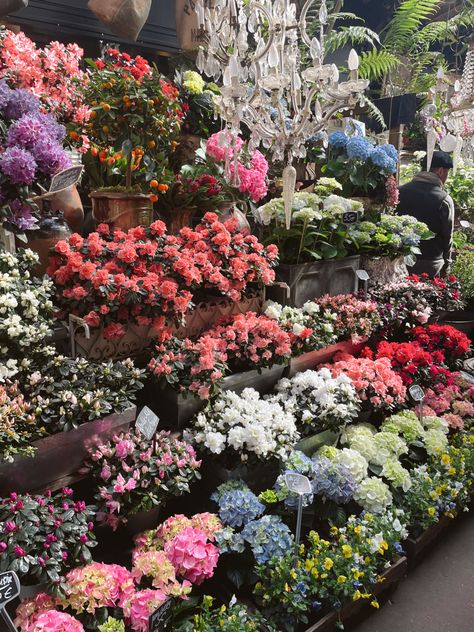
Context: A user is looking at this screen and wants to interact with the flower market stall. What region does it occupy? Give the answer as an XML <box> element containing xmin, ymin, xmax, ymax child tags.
<box><xmin>0</xmin><ymin>1</ymin><xmax>474</xmax><ymax>631</ymax></box>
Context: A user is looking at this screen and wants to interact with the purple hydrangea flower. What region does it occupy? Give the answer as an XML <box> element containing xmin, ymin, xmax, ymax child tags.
<box><xmin>5</xmin><ymin>89</ymin><xmax>40</xmax><ymax>120</ymax></box>
<box><xmin>0</xmin><ymin>80</ymin><xmax>12</xmax><ymax>111</ymax></box>
<box><xmin>0</xmin><ymin>146</ymin><xmax>37</xmax><ymax>184</ymax></box>
<box><xmin>7</xmin><ymin>112</ymin><xmax>66</xmax><ymax>149</ymax></box>
<box><xmin>32</xmin><ymin>138</ymin><xmax>71</xmax><ymax>176</ymax></box>
<box><xmin>7</xmin><ymin>199</ymin><xmax>38</xmax><ymax>231</ymax></box>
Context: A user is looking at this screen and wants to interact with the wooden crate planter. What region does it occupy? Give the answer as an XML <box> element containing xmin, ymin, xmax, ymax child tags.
<box><xmin>143</xmin><ymin>364</ymin><xmax>286</xmax><ymax>430</ymax></box>
<box><xmin>403</xmin><ymin>515</ymin><xmax>456</xmax><ymax>570</ymax></box>
<box><xmin>303</xmin><ymin>557</ymin><xmax>407</xmax><ymax>632</ymax></box>
<box><xmin>70</xmin><ymin>290</ymin><xmax>264</xmax><ymax>361</ymax></box>
<box><xmin>265</xmin><ymin>256</ymin><xmax>360</xmax><ymax>307</ymax></box>
<box><xmin>0</xmin><ymin>407</ymin><xmax>136</xmax><ymax>495</ymax></box>
<box><xmin>288</xmin><ymin>340</ymin><xmax>364</xmax><ymax>377</ymax></box>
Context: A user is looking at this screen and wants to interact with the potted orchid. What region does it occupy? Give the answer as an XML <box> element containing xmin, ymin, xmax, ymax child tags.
<box><xmin>0</xmin><ymin>488</ymin><xmax>96</xmax><ymax>595</ymax></box>
<box><xmin>83</xmin><ymin>430</ymin><xmax>202</xmax><ymax>532</ymax></box>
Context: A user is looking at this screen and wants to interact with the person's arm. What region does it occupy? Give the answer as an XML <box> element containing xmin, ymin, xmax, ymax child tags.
<box><xmin>440</xmin><ymin>195</ymin><xmax>455</xmax><ymax>274</ymax></box>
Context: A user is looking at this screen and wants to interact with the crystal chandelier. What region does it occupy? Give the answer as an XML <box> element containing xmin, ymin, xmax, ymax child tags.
<box><xmin>194</xmin><ymin>0</ymin><xmax>369</xmax><ymax>227</ymax></box>
<box><xmin>447</xmin><ymin>42</ymin><xmax>474</xmax><ymax>164</ymax></box>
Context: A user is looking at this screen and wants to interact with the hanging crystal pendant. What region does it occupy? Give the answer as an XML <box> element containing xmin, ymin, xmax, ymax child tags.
<box><xmin>282</xmin><ymin>164</ymin><xmax>297</xmax><ymax>230</ymax></box>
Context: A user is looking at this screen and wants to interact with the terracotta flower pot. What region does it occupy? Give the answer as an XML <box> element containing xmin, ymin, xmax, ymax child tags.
<box><xmin>21</xmin><ymin>216</ymin><xmax>71</xmax><ymax>277</ymax></box>
<box><xmin>90</xmin><ymin>191</ymin><xmax>153</xmax><ymax>230</ymax></box>
<box><xmin>49</xmin><ymin>185</ymin><xmax>84</xmax><ymax>233</ymax></box>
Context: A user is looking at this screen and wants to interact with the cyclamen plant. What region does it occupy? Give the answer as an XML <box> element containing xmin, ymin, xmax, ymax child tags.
<box><xmin>84</xmin><ymin>430</ymin><xmax>202</xmax><ymax>529</ymax></box>
<box><xmin>0</xmin><ymin>489</ymin><xmax>96</xmax><ymax>591</ymax></box>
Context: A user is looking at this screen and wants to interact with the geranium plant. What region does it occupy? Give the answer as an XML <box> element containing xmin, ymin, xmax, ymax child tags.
<box><xmin>0</xmin><ymin>81</ymin><xmax>71</xmax><ymax>232</ymax></box>
<box><xmin>83</xmin><ymin>430</ymin><xmax>201</xmax><ymax>530</ymax></box>
<box><xmin>0</xmin><ymin>489</ymin><xmax>96</xmax><ymax>590</ymax></box>
<box><xmin>78</xmin><ymin>48</ymin><xmax>183</xmax><ymax>194</ymax></box>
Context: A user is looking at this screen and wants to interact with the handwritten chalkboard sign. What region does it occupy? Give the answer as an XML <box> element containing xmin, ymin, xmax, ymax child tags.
<box><xmin>136</xmin><ymin>406</ymin><xmax>160</xmax><ymax>440</ymax></box>
<box><xmin>342</xmin><ymin>211</ymin><xmax>359</xmax><ymax>224</ymax></box>
<box><xmin>409</xmin><ymin>384</ymin><xmax>424</xmax><ymax>402</ymax></box>
<box><xmin>0</xmin><ymin>571</ymin><xmax>20</xmax><ymax>608</ymax></box>
<box><xmin>149</xmin><ymin>597</ymin><xmax>173</xmax><ymax>632</ymax></box>
<box><xmin>49</xmin><ymin>166</ymin><xmax>83</xmax><ymax>194</ymax></box>
<box><xmin>284</xmin><ymin>472</ymin><xmax>312</xmax><ymax>495</ymax></box>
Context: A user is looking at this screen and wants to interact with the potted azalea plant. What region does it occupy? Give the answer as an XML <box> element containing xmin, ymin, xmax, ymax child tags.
<box><xmin>0</xmin><ymin>488</ymin><xmax>96</xmax><ymax>595</ymax></box>
<box><xmin>83</xmin><ymin>430</ymin><xmax>201</xmax><ymax>532</ymax></box>
<box><xmin>77</xmin><ymin>47</ymin><xmax>183</xmax><ymax>230</ymax></box>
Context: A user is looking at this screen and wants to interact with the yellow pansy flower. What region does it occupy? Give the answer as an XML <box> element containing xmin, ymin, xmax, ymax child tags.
<box><xmin>324</xmin><ymin>557</ymin><xmax>334</xmax><ymax>570</ymax></box>
<box><xmin>353</xmin><ymin>590</ymin><xmax>362</xmax><ymax>601</ymax></box>
<box><xmin>342</xmin><ymin>545</ymin><xmax>352</xmax><ymax>558</ymax></box>
<box><xmin>337</xmin><ymin>575</ymin><xmax>347</xmax><ymax>584</ymax></box>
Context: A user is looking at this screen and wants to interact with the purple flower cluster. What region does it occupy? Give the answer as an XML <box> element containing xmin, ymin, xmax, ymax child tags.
<box><xmin>0</xmin><ymin>84</ymin><xmax>71</xmax><ymax>230</ymax></box>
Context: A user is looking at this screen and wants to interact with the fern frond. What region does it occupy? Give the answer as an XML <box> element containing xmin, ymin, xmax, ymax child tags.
<box><xmin>363</xmin><ymin>97</ymin><xmax>386</xmax><ymax>130</ymax></box>
<box><xmin>324</xmin><ymin>26</ymin><xmax>380</xmax><ymax>55</ymax></box>
<box><xmin>383</xmin><ymin>0</ymin><xmax>443</xmax><ymax>53</ymax></box>
<box><xmin>358</xmin><ymin>50</ymin><xmax>400</xmax><ymax>82</ymax></box>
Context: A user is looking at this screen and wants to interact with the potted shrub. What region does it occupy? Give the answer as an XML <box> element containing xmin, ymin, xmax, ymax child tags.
<box><xmin>0</xmin><ymin>488</ymin><xmax>96</xmax><ymax>596</ymax></box>
<box><xmin>77</xmin><ymin>47</ymin><xmax>183</xmax><ymax>230</ymax></box>
<box><xmin>256</xmin><ymin>183</ymin><xmax>362</xmax><ymax>305</ymax></box>
<box><xmin>83</xmin><ymin>430</ymin><xmax>202</xmax><ymax>532</ymax></box>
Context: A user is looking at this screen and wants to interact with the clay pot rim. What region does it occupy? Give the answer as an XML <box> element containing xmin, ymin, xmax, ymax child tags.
<box><xmin>90</xmin><ymin>190</ymin><xmax>150</xmax><ymax>200</ymax></box>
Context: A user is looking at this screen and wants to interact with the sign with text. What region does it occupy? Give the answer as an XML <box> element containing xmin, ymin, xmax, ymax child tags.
<box><xmin>285</xmin><ymin>472</ymin><xmax>312</xmax><ymax>495</ymax></box>
<box><xmin>0</xmin><ymin>572</ymin><xmax>19</xmax><ymax>609</ymax></box>
<box><xmin>149</xmin><ymin>597</ymin><xmax>173</xmax><ymax>632</ymax></box>
<box><xmin>409</xmin><ymin>384</ymin><xmax>424</xmax><ymax>402</ymax></box>
<box><xmin>355</xmin><ymin>269</ymin><xmax>370</xmax><ymax>282</ymax></box>
<box><xmin>136</xmin><ymin>406</ymin><xmax>159</xmax><ymax>440</ymax></box>
<box><xmin>342</xmin><ymin>211</ymin><xmax>359</xmax><ymax>224</ymax></box>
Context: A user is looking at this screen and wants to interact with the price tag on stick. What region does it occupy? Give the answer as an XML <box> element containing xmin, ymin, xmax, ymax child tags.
<box><xmin>136</xmin><ymin>406</ymin><xmax>160</xmax><ymax>442</ymax></box>
<box><xmin>0</xmin><ymin>571</ymin><xmax>20</xmax><ymax>632</ymax></box>
<box><xmin>342</xmin><ymin>211</ymin><xmax>359</xmax><ymax>224</ymax></box>
<box><xmin>149</xmin><ymin>597</ymin><xmax>173</xmax><ymax>632</ymax></box>
<box><xmin>355</xmin><ymin>269</ymin><xmax>370</xmax><ymax>299</ymax></box>
<box><xmin>31</xmin><ymin>166</ymin><xmax>83</xmax><ymax>200</ymax></box>
<box><xmin>284</xmin><ymin>472</ymin><xmax>312</xmax><ymax>555</ymax></box>
<box><xmin>409</xmin><ymin>384</ymin><xmax>425</xmax><ymax>424</ymax></box>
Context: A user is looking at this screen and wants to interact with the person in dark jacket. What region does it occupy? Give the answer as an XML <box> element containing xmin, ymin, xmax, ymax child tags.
<box><xmin>397</xmin><ymin>151</ymin><xmax>454</xmax><ymax>277</ymax></box>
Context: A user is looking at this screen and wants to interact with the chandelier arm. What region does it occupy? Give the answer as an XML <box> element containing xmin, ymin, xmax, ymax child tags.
<box><xmin>299</xmin><ymin>0</ymin><xmax>318</xmax><ymax>48</ymax></box>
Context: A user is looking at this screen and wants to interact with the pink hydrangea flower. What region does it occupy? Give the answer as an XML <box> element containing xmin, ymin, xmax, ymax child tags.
<box><xmin>123</xmin><ymin>589</ymin><xmax>167</xmax><ymax>632</ymax></box>
<box><xmin>164</xmin><ymin>526</ymin><xmax>219</xmax><ymax>585</ymax></box>
<box><xmin>33</xmin><ymin>610</ymin><xmax>85</xmax><ymax>632</ymax></box>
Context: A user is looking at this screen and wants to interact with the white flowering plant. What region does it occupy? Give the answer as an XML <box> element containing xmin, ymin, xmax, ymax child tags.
<box><xmin>0</xmin><ymin>249</ymin><xmax>53</xmax><ymax>382</ymax></box>
<box><xmin>269</xmin><ymin>368</ymin><xmax>360</xmax><ymax>436</ymax></box>
<box><xmin>263</xmin><ymin>300</ymin><xmax>337</xmax><ymax>355</ymax></box>
<box><xmin>183</xmin><ymin>388</ymin><xmax>299</xmax><ymax>466</ymax></box>
<box><xmin>255</xmin><ymin>183</ymin><xmax>363</xmax><ymax>264</ymax></box>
